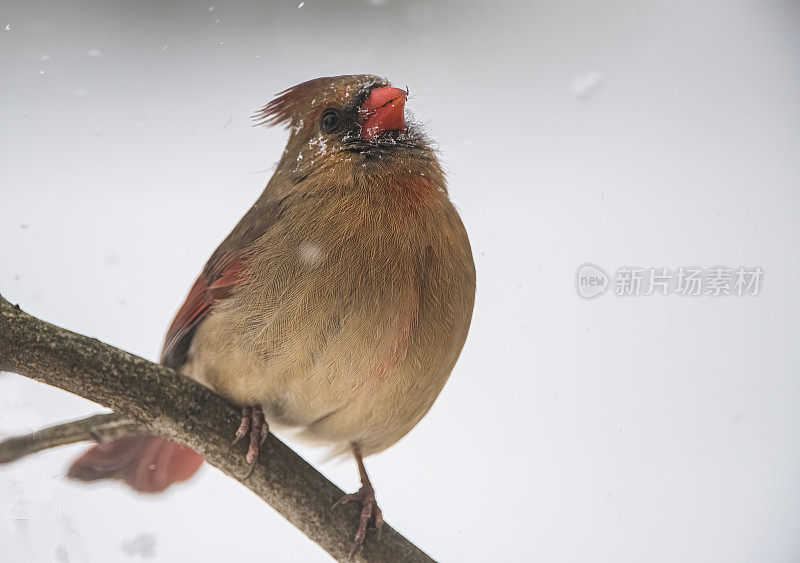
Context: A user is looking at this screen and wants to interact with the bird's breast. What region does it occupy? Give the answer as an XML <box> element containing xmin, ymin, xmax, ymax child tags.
<box><xmin>185</xmin><ymin>184</ymin><xmax>475</xmax><ymax>454</ymax></box>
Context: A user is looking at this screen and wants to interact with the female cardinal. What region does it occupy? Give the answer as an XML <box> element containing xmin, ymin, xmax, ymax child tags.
<box><xmin>68</xmin><ymin>74</ymin><xmax>476</xmax><ymax>553</ymax></box>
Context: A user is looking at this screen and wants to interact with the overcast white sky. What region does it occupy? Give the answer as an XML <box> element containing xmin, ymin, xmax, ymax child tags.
<box><xmin>2</xmin><ymin>1</ymin><xmax>800</xmax><ymax>561</ymax></box>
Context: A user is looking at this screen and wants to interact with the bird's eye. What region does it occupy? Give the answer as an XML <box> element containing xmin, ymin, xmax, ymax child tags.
<box><xmin>320</xmin><ymin>109</ymin><xmax>340</xmax><ymax>133</ymax></box>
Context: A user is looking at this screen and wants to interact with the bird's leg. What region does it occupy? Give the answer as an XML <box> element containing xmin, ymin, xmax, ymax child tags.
<box><xmin>332</xmin><ymin>443</ymin><xmax>384</xmax><ymax>558</ymax></box>
<box><xmin>231</xmin><ymin>405</ymin><xmax>269</xmax><ymax>479</ymax></box>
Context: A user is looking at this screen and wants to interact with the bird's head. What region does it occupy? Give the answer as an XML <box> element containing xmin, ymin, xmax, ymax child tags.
<box><xmin>254</xmin><ymin>75</ymin><xmax>442</xmax><ymax>187</ymax></box>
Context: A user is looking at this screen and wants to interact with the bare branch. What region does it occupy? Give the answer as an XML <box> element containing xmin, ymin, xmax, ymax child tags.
<box><xmin>0</xmin><ymin>294</ymin><xmax>434</xmax><ymax>563</ymax></box>
<box><xmin>0</xmin><ymin>412</ymin><xmax>142</xmax><ymax>464</ymax></box>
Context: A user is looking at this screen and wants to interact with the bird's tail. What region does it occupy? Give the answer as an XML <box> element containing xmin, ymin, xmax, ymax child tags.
<box><xmin>67</xmin><ymin>435</ymin><xmax>203</xmax><ymax>493</ymax></box>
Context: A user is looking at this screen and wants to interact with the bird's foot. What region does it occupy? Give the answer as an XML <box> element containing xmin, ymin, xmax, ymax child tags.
<box><xmin>333</xmin><ymin>483</ymin><xmax>384</xmax><ymax>558</ymax></box>
<box><xmin>231</xmin><ymin>405</ymin><xmax>268</xmax><ymax>479</ymax></box>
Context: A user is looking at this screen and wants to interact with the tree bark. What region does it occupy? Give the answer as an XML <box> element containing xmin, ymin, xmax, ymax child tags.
<box><xmin>0</xmin><ymin>294</ymin><xmax>434</xmax><ymax>563</ymax></box>
<box><xmin>0</xmin><ymin>412</ymin><xmax>142</xmax><ymax>463</ymax></box>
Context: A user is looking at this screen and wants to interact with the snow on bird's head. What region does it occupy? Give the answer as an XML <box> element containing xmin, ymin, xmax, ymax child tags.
<box><xmin>252</xmin><ymin>74</ymin><xmax>388</xmax><ymax>129</ymax></box>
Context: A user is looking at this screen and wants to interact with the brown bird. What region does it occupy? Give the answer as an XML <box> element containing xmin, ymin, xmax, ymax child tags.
<box><xmin>68</xmin><ymin>74</ymin><xmax>476</xmax><ymax>554</ymax></box>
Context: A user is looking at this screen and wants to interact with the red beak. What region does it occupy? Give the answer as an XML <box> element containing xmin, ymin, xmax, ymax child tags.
<box><xmin>359</xmin><ymin>86</ymin><xmax>407</xmax><ymax>142</ymax></box>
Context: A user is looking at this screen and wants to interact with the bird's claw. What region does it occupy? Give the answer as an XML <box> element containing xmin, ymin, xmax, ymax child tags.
<box><xmin>333</xmin><ymin>483</ymin><xmax>383</xmax><ymax>558</ymax></box>
<box><xmin>232</xmin><ymin>407</ymin><xmax>252</xmax><ymax>445</ymax></box>
<box><xmin>232</xmin><ymin>405</ymin><xmax>268</xmax><ymax>480</ymax></box>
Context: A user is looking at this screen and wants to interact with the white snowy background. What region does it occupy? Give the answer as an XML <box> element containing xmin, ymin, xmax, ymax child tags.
<box><xmin>2</xmin><ymin>0</ymin><xmax>800</xmax><ymax>561</ymax></box>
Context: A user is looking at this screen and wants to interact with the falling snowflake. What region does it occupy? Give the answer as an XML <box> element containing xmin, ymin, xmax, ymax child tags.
<box><xmin>570</xmin><ymin>71</ymin><xmax>604</xmax><ymax>99</ymax></box>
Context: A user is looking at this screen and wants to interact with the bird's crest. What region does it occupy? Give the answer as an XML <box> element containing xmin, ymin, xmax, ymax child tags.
<box><xmin>252</xmin><ymin>78</ymin><xmax>324</xmax><ymax>128</ymax></box>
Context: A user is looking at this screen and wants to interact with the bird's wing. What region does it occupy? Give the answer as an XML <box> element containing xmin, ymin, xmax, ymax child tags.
<box><xmin>160</xmin><ymin>192</ymin><xmax>292</xmax><ymax>369</ymax></box>
<box><xmin>160</xmin><ymin>253</ymin><xmax>247</xmax><ymax>369</ymax></box>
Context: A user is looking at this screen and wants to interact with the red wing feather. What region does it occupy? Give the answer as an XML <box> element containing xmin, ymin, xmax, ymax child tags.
<box><xmin>160</xmin><ymin>256</ymin><xmax>247</xmax><ymax>369</ymax></box>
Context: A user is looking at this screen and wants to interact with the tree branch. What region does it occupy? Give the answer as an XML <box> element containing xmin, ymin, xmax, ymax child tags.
<box><xmin>0</xmin><ymin>294</ymin><xmax>434</xmax><ymax>563</ymax></box>
<box><xmin>0</xmin><ymin>412</ymin><xmax>143</xmax><ymax>464</ymax></box>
